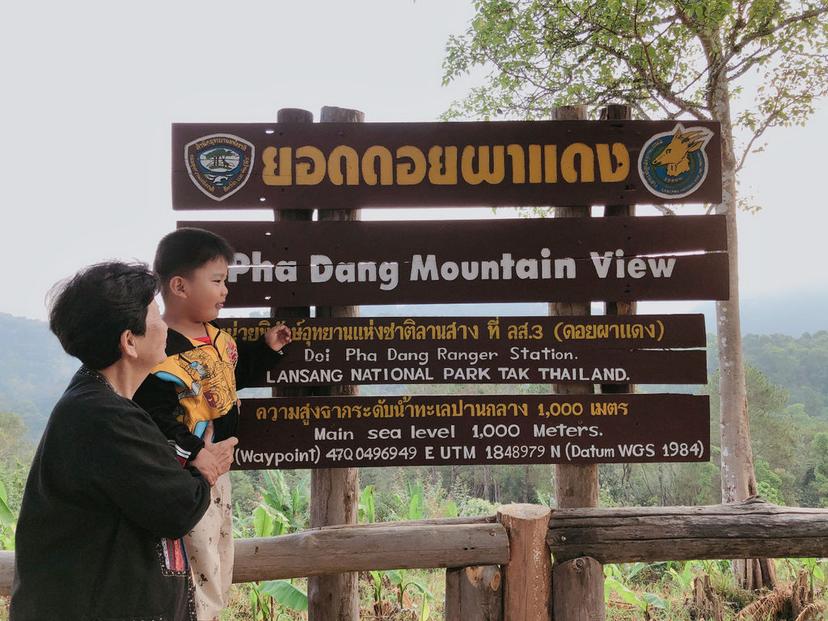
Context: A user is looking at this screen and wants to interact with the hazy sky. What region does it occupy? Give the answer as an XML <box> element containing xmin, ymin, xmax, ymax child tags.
<box><xmin>2</xmin><ymin>0</ymin><xmax>825</xmax><ymax>321</ymax></box>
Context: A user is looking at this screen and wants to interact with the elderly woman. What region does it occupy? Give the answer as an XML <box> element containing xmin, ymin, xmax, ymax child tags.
<box><xmin>10</xmin><ymin>262</ymin><xmax>214</xmax><ymax>621</ymax></box>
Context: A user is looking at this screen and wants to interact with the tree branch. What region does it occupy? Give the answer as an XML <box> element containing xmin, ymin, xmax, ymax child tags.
<box><xmin>730</xmin><ymin>7</ymin><xmax>828</xmax><ymax>58</ymax></box>
<box><xmin>736</xmin><ymin>110</ymin><xmax>781</xmax><ymax>173</ymax></box>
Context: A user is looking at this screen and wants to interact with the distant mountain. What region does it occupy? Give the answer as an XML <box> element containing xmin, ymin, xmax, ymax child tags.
<box><xmin>364</xmin><ymin>288</ymin><xmax>826</xmax><ymax>338</ymax></box>
<box><xmin>0</xmin><ymin>287</ymin><xmax>824</xmax><ymax>439</ymax></box>
<box><xmin>737</xmin><ymin>290</ymin><xmax>827</xmax><ymax>336</ymax></box>
<box><xmin>0</xmin><ymin>313</ymin><xmax>75</xmax><ymax>440</ymax></box>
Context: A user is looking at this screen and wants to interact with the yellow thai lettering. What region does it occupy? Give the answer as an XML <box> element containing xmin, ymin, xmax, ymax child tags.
<box><xmin>507</xmin><ymin>144</ymin><xmax>525</xmax><ymax>184</ymax></box>
<box><xmin>544</xmin><ymin>145</ymin><xmax>558</xmax><ymax>183</ymax></box>
<box><xmin>528</xmin><ymin>144</ymin><xmax>542</xmax><ymax>183</ymax></box>
<box><xmin>262</xmin><ymin>146</ymin><xmax>292</xmax><ymax>186</ymax></box>
<box><xmin>361</xmin><ymin>145</ymin><xmax>393</xmax><ymax>186</ymax></box>
<box><xmin>396</xmin><ymin>146</ymin><xmax>427</xmax><ymax>185</ymax></box>
<box><xmin>561</xmin><ymin>143</ymin><xmax>595</xmax><ymax>183</ymax></box>
<box><xmin>428</xmin><ymin>146</ymin><xmax>458</xmax><ymax>185</ymax></box>
<box><xmin>596</xmin><ymin>143</ymin><xmax>629</xmax><ymax>182</ymax></box>
<box><xmin>461</xmin><ymin>145</ymin><xmax>505</xmax><ymax>185</ymax></box>
<box><xmin>328</xmin><ymin>146</ymin><xmax>359</xmax><ymax>186</ymax></box>
<box><xmin>295</xmin><ymin>146</ymin><xmax>325</xmax><ymax>185</ymax></box>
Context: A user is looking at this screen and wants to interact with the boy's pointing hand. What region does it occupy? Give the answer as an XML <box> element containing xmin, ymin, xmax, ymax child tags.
<box><xmin>265</xmin><ymin>323</ymin><xmax>292</xmax><ymax>352</ymax></box>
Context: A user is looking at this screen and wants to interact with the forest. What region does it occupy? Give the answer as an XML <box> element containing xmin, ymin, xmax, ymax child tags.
<box><xmin>0</xmin><ymin>313</ymin><xmax>826</xmax><ymax>619</ymax></box>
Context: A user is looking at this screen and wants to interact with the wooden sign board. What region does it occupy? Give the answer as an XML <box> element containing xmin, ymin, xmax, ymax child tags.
<box><xmin>172</xmin><ymin>120</ymin><xmax>722</xmax><ymax>209</ymax></box>
<box><xmin>232</xmin><ymin>393</ymin><xmax>710</xmax><ymax>469</ymax></box>
<box><xmin>219</xmin><ymin>314</ymin><xmax>708</xmax><ymax>386</ymax></box>
<box><xmin>182</xmin><ymin>216</ymin><xmax>729</xmax><ymax>305</ymax></box>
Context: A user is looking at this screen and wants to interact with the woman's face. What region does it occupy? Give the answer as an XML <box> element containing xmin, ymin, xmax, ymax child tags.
<box><xmin>136</xmin><ymin>300</ymin><xmax>168</xmax><ymax>367</ymax></box>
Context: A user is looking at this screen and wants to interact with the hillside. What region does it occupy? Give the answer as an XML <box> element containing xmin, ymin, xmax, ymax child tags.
<box><xmin>0</xmin><ymin>302</ymin><xmax>825</xmax><ymax>439</ymax></box>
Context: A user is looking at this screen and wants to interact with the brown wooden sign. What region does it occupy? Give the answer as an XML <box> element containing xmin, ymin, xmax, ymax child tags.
<box><xmin>232</xmin><ymin>393</ymin><xmax>710</xmax><ymax>469</ymax></box>
<box><xmin>181</xmin><ymin>216</ymin><xmax>728</xmax><ymax>305</ymax></box>
<box><xmin>172</xmin><ymin>120</ymin><xmax>722</xmax><ymax>209</ymax></box>
<box><xmin>219</xmin><ymin>315</ymin><xmax>708</xmax><ymax>386</ymax></box>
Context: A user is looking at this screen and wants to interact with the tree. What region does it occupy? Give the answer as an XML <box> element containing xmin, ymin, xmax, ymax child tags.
<box><xmin>443</xmin><ymin>0</ymin><xmax>828</xmax><ymax>590</ymax></box>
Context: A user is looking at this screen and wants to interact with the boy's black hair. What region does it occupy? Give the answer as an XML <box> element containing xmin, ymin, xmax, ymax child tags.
<box><xmin>154</xmin><ymin>227</ymin><xmax>235</xmax><ymax>289</ymax></box>
<box><xmin>48</xmin><ymin>262</ymin><xmax>159</xmax><ymax>370</ymax></box>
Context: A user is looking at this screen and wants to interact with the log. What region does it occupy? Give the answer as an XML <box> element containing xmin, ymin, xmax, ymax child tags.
<box><xmin>0</xmin><ymin>551</ymin><xmax>12</xmax><ymax>597</ymax></box>
<box><xmin>232</xmin><ymin>523</ymin><xmax>509</xmax><ymax>583</ymax></box>
<box><xmin>308</xmin><ymin>104</ymin><xmax>364</xmax><ymax>621</ymax></box>
<box><xmin>548</xmin><ymin>498</ymin><xmax>828</xmax><ymax>563</ymax></box>
<box><xmin>497</xmin><ymin>504</ymin><xmax>551</xmax><ymax>620</ymax></box>
<box><xmin>0</xmin><ymin>522</ymin><xmax>508</xmax><ymax>596</ymax></box>
<box><xmin>3</xmin><ymin>500</ymin><xmax>828</xmax><ymax>596</ymax></box>
<box><xmin>552</xmin><ymin>557</ymin><xmax>604</xmax><ymax>621</ymax></box>
<box><xmin>445</xmin><ymin>566</ymin><xmax>503</xmax><ymax>621</ymax></box>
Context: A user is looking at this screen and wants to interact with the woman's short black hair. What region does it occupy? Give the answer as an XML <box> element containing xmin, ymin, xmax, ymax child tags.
<box><xmin>154</xmin><ymin>228</ymin><xmax>235</xmax><ymax>289</ymax></box>
<box><xmin>48</xmin><ymin>262</ymin><xmax>159</xmax><ymax>370</ymax></box>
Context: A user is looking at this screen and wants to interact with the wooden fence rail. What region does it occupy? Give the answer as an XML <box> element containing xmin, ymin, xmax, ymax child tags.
<box><xmin>548</xmin><ymin>497</ymin><xmax>828</xmax><ymax>564</ymax></box>
<box><xmin>2</xmin><ymin>500</ymin><xmax>828</xmax><ymax>615</ymax></box>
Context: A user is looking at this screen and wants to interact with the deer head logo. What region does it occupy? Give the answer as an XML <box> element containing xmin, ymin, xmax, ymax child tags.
<box><xmin>652</xmin><ymin>125</ymin><xmax>713</xmax><ymax>177</ymax></box>
<box><xmin>638</xmin><ymin>123</ymin><xmax>715</xmax><ymax>199</ymax></box>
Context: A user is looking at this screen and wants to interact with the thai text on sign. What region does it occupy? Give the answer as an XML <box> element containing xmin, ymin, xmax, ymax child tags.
<box><xmin>218</xmin><ymin>314</ymin><xmax>708</xmax><ymax>386</ymax></box>
<box><xmin>172</xmin><ymin>120</ymin><xmax>721</xmax><ymax>209</ymax></box>
<box><xmin>232</xmin><ymin>394</ymin><xmax>710</xmax><ymax>470</ymax></box>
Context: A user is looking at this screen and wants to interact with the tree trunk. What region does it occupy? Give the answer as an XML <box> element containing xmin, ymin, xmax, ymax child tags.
<box><xmin>710</xmin><ymin>77</ymin><xmax>776</xmax><ymax>591</ymax></box>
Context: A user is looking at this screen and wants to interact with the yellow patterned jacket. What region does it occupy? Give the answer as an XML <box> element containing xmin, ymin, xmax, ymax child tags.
<box><xmin>133</xmin><ymin>322</ymin><xmax>283</xmax><ymax>462</ymax></box>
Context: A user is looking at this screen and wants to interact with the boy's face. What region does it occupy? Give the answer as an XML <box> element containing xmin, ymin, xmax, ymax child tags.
<box><xmin>180</xmin><ymin>256</ymin><xmax>229</xmax><ymax>322</ymax></box>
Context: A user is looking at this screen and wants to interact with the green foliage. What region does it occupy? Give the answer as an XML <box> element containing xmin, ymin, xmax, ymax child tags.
<box><xmin>359</xmin><ymin>484</ymin><xmax>377</xmax><ymax>523</ymax></box>
<box><xmin>239</xmin><ymin>471</ymin><xmax>310</xmax><ymax>620</ymax></box>
<box><xmin>258</xmin><ymin>580</ymin><xmax>308</xmax><ymax>612</ymax></box>
<box><xmin>368</xmin><ymin>568</ymin><xmax>434</xmax><ymax>621</ymax></box>
<box><xmin>605</xmin><ymin>564</ymin><xmax>668</xmax><ymax>615</ymax></box>
<box><xmin>0</xmin><ymin>479</ymin><xmax>16</xmax><ymax>551</ymax></box>
<box><xmin>443</xmin><ymin>0</ymin><xmax>828</xmax><ymax>137</ymax></box>
<box><xmin>741</xmin><ymin>332</ymin><xmax>828</xmax><ymax>419</ymax></box>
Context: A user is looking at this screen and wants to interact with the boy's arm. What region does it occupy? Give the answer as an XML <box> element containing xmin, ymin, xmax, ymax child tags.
<box><xmin>234</xmin><ymin>337</ymin><xmax>285</xmax><ymax>390</ymax></box>
<box><xmin>132</xmin><ymin>373</ymin><xmax>205</xmax><ymax>462</ymax></box>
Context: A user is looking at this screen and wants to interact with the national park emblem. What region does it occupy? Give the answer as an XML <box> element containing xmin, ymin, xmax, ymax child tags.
<box><xmin>638</xmin><ymin>124</ymin><xmax>714</xmax><ymax>199</ymax></box>
<box><xmin>185</xmin><ymin>134</ymin><xmax>254</xmax><ymax>201</ymax></box>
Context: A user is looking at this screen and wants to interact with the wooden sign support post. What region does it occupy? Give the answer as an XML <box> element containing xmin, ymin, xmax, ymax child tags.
<box><xmin>272</xmin><ymin>107</ymin><xmax>314</xmax><ymax>392</ymax></box>
<box><xmin>307</xmin><ymin>105</ymin><xmax>364</xmax><ymax>621</ymax></box>
<box><xmin>550</xmin><ymin>104</ymin><xmax>604</xmax><ymax>621</ymax></box>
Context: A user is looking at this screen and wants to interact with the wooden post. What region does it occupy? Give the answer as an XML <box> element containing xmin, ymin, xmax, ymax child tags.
<box><xmin>272</xmin><ymin>107</ymin><xmax>314</xmax><ymax>395</ymax></box>
<box><xmin>550</xmin><ymin>104</ymin><xmax>604</xmax><ymax>621</ymax></box>
<box><xmin>550</xmin><ymin>105</ymin><xmax>598</xmax><ymax>509</ymax></box>
<box><xmin>445</xmin><ymin>566</ymin><xmax>503</xmax><ymax>621</ymax></box>
<box><xmin>552</xmin><ymin>558</ymin><xmax>604</xmax><ymax>621</ymax></box>
<box><xmin>497</xmin><ymin>504</ymin><xmax>552</xmax><ymax>620</ymax></box>
<box><xmin>307</xmin><ymin>105</ymin><xmax>364</xmax><ymax>621</ymax></box>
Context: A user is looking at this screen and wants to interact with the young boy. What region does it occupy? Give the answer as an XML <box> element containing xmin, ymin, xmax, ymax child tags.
<box><xmin>134</xmin><ymin>228</ymin><xmax>291</xmax><ymax>621</ymax></box>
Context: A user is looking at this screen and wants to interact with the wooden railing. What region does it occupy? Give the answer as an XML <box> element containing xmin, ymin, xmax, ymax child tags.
<box><xmin>2</xmin><ymin>499</ymin><xmax>827</xmax><ymax>619</ymax></box>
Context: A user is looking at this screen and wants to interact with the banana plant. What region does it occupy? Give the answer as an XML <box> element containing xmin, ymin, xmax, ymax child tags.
<box><xmin>0</xmin><ymin>479</ymin><xmax>16</xmax><ymax>550</ymax></box>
